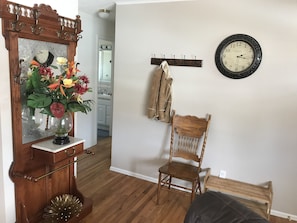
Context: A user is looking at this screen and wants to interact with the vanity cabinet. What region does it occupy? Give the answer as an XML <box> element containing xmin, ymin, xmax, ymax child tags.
<box><xmin>98</xmin><ymin>97</ymin><xmax>111</xmax><ymax>130</ymax></box>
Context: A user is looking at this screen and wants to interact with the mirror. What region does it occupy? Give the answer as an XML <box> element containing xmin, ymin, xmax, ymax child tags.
<box><xmin>98</xmin><ymin>40</ymin><xmax>112</xmax><ymax>83</ymax></box>
<box><xmin>18</xmin><ymin>38</ymin><xmax>67</xmax><ymax>144</ymax></box>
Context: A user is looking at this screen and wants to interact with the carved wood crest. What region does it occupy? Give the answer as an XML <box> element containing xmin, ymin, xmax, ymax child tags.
<box><xmin>0</xmin><ymin>0</ymin><xmax>82</xmax><ymax>49</ymax></box>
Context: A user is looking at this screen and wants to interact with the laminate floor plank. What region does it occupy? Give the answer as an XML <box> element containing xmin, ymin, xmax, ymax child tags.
<box><xmin>77</xmin><ymin>137</ymin><xmax>295</xmax><ymax>223</ymax></box>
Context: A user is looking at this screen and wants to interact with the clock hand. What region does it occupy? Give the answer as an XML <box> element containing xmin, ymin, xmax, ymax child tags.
<box><xmin>237</xmin><ymin>54</ymin><xmax>247</xmax><ymax>59</ymax></box>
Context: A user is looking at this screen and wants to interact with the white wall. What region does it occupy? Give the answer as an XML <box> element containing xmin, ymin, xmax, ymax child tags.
<box><xmin>76</xmin><ymin>10</ymin><xmax>115</xmax><ymax>148</ymax></box>
<box><xmin>0</xmin><ymin>23</ymin><xmax>14</xmax><ymax>223</ymax></box>
<box><xmin>112</xmin><ymin>0</ymin><xmax>297</xmax><ymax>218</ymax></box>
<box><xmin>2</xmin><ymin>0</ymin><xmax>297</xmax><ymax>221</ymax></box>
<box><xmin>0</xmin><ymin>1</ymin><xmax>78</xmax><ymax>222</ymax></box>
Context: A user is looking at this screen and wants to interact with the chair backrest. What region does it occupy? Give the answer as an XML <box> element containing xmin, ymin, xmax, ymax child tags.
<box><xmin>169</xmin><ymin>112</ymin><xmax>211</xmax><ymax>168</ymax></box>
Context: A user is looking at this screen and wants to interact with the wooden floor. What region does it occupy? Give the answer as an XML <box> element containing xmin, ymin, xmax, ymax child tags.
<box><xmin>77</xmin><ymin>137</ymin><xmax>295</xmax><ymax>223</ymax></box>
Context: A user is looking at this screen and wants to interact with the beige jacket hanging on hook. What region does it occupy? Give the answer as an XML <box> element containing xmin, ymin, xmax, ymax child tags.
<box><xmin>148</xmin><ymin>61</ymin><xmax>173</xmax><ymax>123</ymax></box>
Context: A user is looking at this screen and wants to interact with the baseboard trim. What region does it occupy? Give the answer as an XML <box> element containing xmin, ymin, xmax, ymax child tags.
<box><xmin>110</xmin><ymin>166</ymin><xmax>158</xmax><ymax>184</ymax></box>
<box><xmin>109</xmin><ymin>166</ymin><xmax>297</xmax><ymax>221</ymax></box>
<box><xmin>271</xmin><ymin>210</ymin><xmax>297</xmax><ymax>221</ymax></box>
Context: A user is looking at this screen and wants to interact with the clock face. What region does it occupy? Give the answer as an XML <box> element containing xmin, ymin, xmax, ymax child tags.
<box><xmin>215</xmin><ymin>34</ymin><xmax>262</xmax><ymax>79</ymax></box>
<box><xmin>222</xmin><ymin>41</ymin><xmax>254</xmax><ymax>72</ymax></box>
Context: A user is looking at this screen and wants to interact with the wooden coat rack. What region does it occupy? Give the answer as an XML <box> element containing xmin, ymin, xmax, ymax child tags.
<box><xmin>151</xmin><ymin>57</ymin><xmax>203</xmax><ymax>67</ymax></box>
<box><xmin>0</xmin><ymin>0</ymin><xmax>92</xmax><ymax>222</ymax></box>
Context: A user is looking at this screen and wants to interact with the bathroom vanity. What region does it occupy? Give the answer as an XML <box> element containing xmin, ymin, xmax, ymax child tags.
<box><xmin>98</xmin><ymin>94</ymin><xmax>112</xmax><ymax>132</ymax></box>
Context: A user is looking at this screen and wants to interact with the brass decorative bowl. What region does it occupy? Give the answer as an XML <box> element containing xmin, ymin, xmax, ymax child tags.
<box><xmin>43</xmin><ymin>194</ymin><xmax>82</xmax><ymax>222</ymax></box>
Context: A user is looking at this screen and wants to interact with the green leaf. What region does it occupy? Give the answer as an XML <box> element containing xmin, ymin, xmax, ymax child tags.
<box><xmin>26</xmin><ymin>78</ymin><xmax>33</xmax><ymax>92</ymax></box>
<box><xmin>67</xmin><ymin>100</ymin><xmax>93</xmax><ymax>114</ymax></box>
<box><xmin>39</xmin><ymin>107</ymin><xmax>52</xmax><ymax>117</ymax></box>
<box><xmin>82</xmin><ymin>100</ymin><xmax>93</xmax><ymax>112</ymax></box>
<box><xmin>50</xmin><ymin>65</ymin><xmax>58</xmax><ymax>69</ymax></box>
<box><xmin>27</xmin><ymin>93</ymin><xmax>52</xmax><ymax>108</ymax></box>
<box><xmin>31</xmin><ymin>68</ymin><xmax>42</xmax><ymax>89</ymax></box>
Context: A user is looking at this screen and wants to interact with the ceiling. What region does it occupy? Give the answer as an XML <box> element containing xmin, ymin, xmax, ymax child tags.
<box><xmin>78</xmin><ymin>0</ymin><xmax>183</xmax><ymax>20</ymax></box>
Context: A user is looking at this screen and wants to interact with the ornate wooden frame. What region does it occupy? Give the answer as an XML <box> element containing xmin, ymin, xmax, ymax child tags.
<box><xmin>0</xmin><ymin>0</ymin><xmax>92</xmax><ymax>222</ymax></box>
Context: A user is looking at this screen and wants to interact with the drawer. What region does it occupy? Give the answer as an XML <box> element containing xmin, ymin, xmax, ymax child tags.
<box><xmin>33</xmin><ymin>142</ymin><xmax>84</xmax><ymax>165</ymax></box>
<box><xmin>106</xmin><ymin>105</ymin><xmax>111</xmax><ymax>114</ymax></box>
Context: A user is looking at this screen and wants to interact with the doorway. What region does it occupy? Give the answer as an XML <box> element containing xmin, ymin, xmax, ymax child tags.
<box><xmin>97</xmin><ymin>39</ymin><xmax>113</xmax><ymax>139</ymax></box>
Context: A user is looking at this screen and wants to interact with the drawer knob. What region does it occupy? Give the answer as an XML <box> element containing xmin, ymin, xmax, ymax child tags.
<box><xmin>65</xmin><ymin>148</ymin><xmax>76</xmax><ymax>157</ymax></box>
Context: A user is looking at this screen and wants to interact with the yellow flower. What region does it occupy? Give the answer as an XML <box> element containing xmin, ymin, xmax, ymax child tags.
<box><xmin>27</xmin><ymin>68</ymin><xmax>33</xmax><ymax>77</ymax></box>
<box><xmin>63</xmin><ymin>78</ymin><xmax>75</xmax><ymax>88</ymax></box>
<box><xmin>56</xmin><ymin>57</ymin><xmax>68</xmax><ymax>66</ymax></box>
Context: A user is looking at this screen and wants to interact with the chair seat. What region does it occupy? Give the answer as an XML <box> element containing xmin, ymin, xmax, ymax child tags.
<box><xmin>159</xmin><ymin>161</ymin><xmax>200</xmax><ymax>181</ymax></box>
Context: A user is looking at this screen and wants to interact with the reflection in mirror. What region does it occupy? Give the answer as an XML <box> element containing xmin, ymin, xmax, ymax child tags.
<box><xmin>99</xmin><ymin>50</ymin><xmax>112</xmax><ymax>82</ymax></box>
<box><xmin>18</xmin><ymin>38</ymin><xmax>67</xmax><ymax>144</ymax></box>
<box><xmin>98</xmin><ymin>39</ymin><xmax>113</xmax><ymax>138</ymax></box>
<box><xmin>98</xmin><ymin>40</ymin><xmax>112</xmax><ymax>84</ymax></box>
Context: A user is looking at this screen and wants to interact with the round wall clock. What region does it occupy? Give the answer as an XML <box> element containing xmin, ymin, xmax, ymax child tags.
<box><xmin>215</xmin><ymin>34</ymin><xmax>262</xmax><ymax>79</ymax></box>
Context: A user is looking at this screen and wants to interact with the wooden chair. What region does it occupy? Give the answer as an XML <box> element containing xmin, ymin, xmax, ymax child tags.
<box><xmin>157</xmin><ymin>111</ymin><xmax>211</xmax><ymax>204</ymax></box>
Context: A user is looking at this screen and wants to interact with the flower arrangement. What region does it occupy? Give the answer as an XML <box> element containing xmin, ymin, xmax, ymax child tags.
<box><xmin>26</xmin><ymin>57</ymin><xmax>92</xmax><ymax>119</ymax></box>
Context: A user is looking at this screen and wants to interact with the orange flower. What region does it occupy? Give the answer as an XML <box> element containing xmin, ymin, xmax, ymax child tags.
<box><xmin>60</xmin><ymin>85</ymin><xmax>66</xmax><ymax>97</ymax></box>
<box><xmin>66</xmin><ymin>61</ymin><xmax>79</xmax><ymax>78</ymax></box>
<box><xmin>48</xmin><ymin>82</ymin><xmax>60</xmax><ymax>90</ymax></box>
<box><xmin>30</xmin><ymin>60</ymin><xmax>40</xmax><ymax>67</ymax></box>
<box><xmin>48</xmin><ymin>76</ymin><xmax>62</xmax><ymax>90</ymax></box>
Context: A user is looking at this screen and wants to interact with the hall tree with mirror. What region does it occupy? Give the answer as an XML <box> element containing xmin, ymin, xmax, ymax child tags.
<box><xmin>0</xmin><ymin>0</ymin><xmax>92</xmax><ymax>222</ymax></box>
<box><xmin>97</xmin><ymin>39</ymin><xmax>113</xmax><ymax>138</ymax></box>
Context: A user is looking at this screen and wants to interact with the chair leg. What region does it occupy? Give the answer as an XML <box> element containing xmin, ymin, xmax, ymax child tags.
<box><xmin>168</xmin><ymin>176</ymin><xmax>172</xmax><ymax>189</ymax></box>
<box><xmin>157</xmin><ymin>172</ymin><xmax>162</xmax><ymax>204</ymax></box>
<box><xmin>197</xmin><ymin>174</ymin><xmax>201</xmax><ymax>194</ymax></box>
<box><xmin>191</xmin><ymin>181</ymin><xmax>196</xmax><ymax>202</ymax></box>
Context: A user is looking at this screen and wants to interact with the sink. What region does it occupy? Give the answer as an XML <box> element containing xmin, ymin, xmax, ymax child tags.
<box><xmin>98</xmin><ymin>94</ymin><xmax>111</xmax><ymax>99</ymax></box>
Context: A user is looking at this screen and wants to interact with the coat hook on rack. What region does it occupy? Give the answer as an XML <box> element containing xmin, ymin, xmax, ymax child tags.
<box><xmin>150</xmin><ymin>56</ymin><xmax>202</xmax><ymax>67</ymax></box>
<box><xmin>14</xmin><ymin>59</ymin><xmax>26</xmax><ymax>84</ymax></box>
<box><xmin>11</xmin><ymin>4</ymin><xmax>25</xmax><ymax>32</ymax></box>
